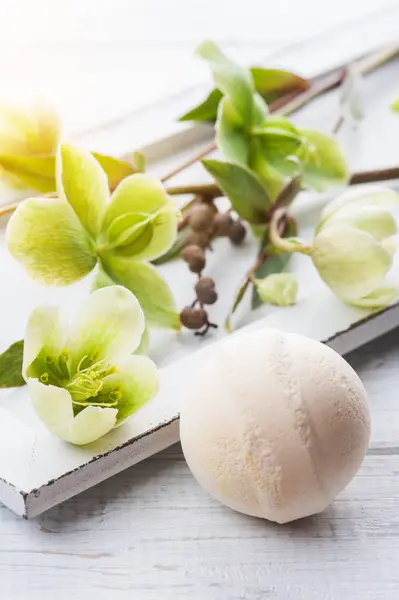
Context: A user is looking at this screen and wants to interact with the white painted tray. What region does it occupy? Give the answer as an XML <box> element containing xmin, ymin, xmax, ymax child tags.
<box><xmin>1</xmin><ymin>16</ymin><xmax>399</xmax><ymax>517</ymax></box>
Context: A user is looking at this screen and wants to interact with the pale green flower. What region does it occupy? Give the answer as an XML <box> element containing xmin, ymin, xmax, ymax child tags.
<box><xmin>24</xmin><ymin>285</ymin><xmax>158</xmax><ymax>445</ymax></box>
<box><xmin>254</xmin><ymin>273</ymin><xmax>298</xmax><ymax>306</ymax></box>
<box><xmin>312</xmin><ymin>188</ymin><xmax>399</xmax><ymax>308</ymax></box>
<box><xmin>6</xmin><ymin>142</ymin><xmax>180</xmax><ymax>329</ymax></box>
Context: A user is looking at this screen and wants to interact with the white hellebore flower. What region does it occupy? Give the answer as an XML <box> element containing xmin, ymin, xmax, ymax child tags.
<box><xmin>312</xmin><ymin>187</ymin><xmax>399</xmax><ymax>309</ymax></box>
<box><xmin>254</xmin><ymin>273</ymin><xmax>298</xmax><ymax>306</ymax></box>
<box><xmin>24</xmin><ymin>286</ymin><xmax>158</xmax><ymax>445</ymax></box>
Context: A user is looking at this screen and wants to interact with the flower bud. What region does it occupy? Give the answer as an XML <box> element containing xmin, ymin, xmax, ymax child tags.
<box><xmin>312</xmin><ymin>188</ymin><xmax>399</xmax><ymax>307</ymax></box>
<box><xmin>181</xmin><ymin>244</ymin><xmax>206</xmax><ymax>273</ymax></box>
<box><xmin>189</xmin><ymin>204</ymin><xmax>216</xmax><ymax>233</ymax></box>
<box><xmin>213</xmin><ymin>213</ymin><xmax>233</xmax><ymax>237</ymax></box>
<box><xmin>229</xmin><ymin>220</ymin><xmax>246</xmax><ymax>245</ymax></box>
<box><xmin>254</xmin><ymin>273</ymin><xmax>298</xmax><ymax>306</ymax></box>
<box><xmin>180</xmin><ymin>307</ymin><xmax>208</xmax><ymax>330</ymax></box>
<box><xmin>184</xmin><ymin>231</ymin><xmax>210</xmax><ymax>249</ymax></box>
<box><xmin>195</xmin><ymin>277</ymin><xmax>218</xmax><ymax>305</ymax></box>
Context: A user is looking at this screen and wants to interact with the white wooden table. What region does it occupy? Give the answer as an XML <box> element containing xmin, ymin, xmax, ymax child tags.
<box><xmin>0</xmin><ymin>330</ymin><xmax>398</xmax><ymax>599</ymax></box>
<box><xmin>1</xmin><ymin>3</ymin><xmax>399</xmax><ymax>597</ymax></box>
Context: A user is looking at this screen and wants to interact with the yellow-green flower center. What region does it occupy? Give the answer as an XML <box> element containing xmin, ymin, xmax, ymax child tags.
<box><xmin>65</xmin><ymin>355</ymin><xmax>121</xmax><ymax>408</ymax></box>
<box><xmin>29</xmin><ymin>349</ymin><xmax>123</xmax><ymax>413</ymax></box>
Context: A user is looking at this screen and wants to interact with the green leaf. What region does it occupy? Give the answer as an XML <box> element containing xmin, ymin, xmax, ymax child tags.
<box><xmin>91</xmin><ymin>262</ymin><xmax>116</xmax><ymax>292</ymax></box>
<box><xmin>103</xmin><ymin>257</ymin><xmax>181</xmax><ymax>330</ymax></box>
<box><xmin>179</xmin><ymin>68</ymin><xmax>309</xmax><ymax>123</ymax></box>
<box><xmin>225</xmin><ymin>279</ymin><xmax>251</xmax><ymax>333</ymax></box>
<box><xmin>251</xmin><ymin>254</ymin><xmax>291</xmax><ymax>309</ymax></box>
<box><xmin>134</xmin><ymin>325</ymin><xmax>149</xmax><ymax>355</ymax></box>
<box><xmin>179</xmin><ymin>88</ymin><xmax>223</xmax><ymax>122</ymax></box>
<box><xmin>298</xmin><ymin>129</ymin><xmax>349</xmax><ymax>191</ymax></box>
<box><xmin>59</xmin><ymin>143</ymin><xmax>109</xmax><ymax>239</ymax></box>
<box><xmin>197</xmin><ymin>41</ymin><xmax>255</xmax><ymax>126</ymax></box>
<box><xmin>0</xmin><ymin>153</ymin><xmax>56</xmax><ymax>193</ymax></box>
<box><xmin>251</xmin><ymin>218</ymin><xmax>298</xmax><ymax>309</ymax></box>
<box><xmin>250</xmin><ymin>68</ymin><xmax>309</xmax><ymax>102</ymax></box>
<box><xmin>92</xmin><ymin>152</ymin><xmax>135</xmax><ymax>191</ymax></box>
<box><xmin>0</xmin><ymin>340</ymin><xmax>25</xmax><ymax>388</ymax></box>
<box><xmin>392</xmin><ymin>97</ymin><xmax>399</xmax><ymax>113</ymax></box>
<box><xmin>216</xmin><ymin>98</ymin><xmax>249</xmax><ymax>164</ymax></box>
<box><xmin>7</xmin><ymin>197</ymin><xmax>97</xmax><ymax>286</ymax></box>
<box><xmin>202</xmin><ymin>159</ymin><xmax>271</xmax><ymax>223</ymax></box>
<box><xmin>247</xmin><ymin>146</ymin><xmax>285</xmax><ymax>200</ymax></box>
<box><xmin>132</xmin><ymin>151</ymin><xmax>146</xmax><ymax>173</ymax></box>
<box><xmin>253</xmin><ymin>126</ymin><xmax>302</xmax><ymax>159</ymax></box>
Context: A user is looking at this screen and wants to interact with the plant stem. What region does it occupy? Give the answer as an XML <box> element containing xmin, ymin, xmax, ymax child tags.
<box><xmin>331</xmin><ymin>114</ymin><xmax>345</xmax><ymax>135</ymax></box>
<box><xmin>269</xmin><ymin>208</ymin><xmax>313</xmax><ymax>255</ymax></box>
<box><xmin>166</xmin><ymin>165</ymin><xmax>399</xmax><ymax>200</ymax></box>
<box><xmin>166</xmin><ymin>182</ymin><xmax>222</xmax><ymax>197</ymax></box>
<box><xmin>160</xmin><ymin>141</ymin><xmax>217</xmax><ymax>184</ymax></box>
<box><xmin>0</xmin><ymin>202</ymin><xmax>19</xmax><ymax>218</ymax></box>
<box><xmin>349</xmin><ymin>167</ymin><xmax>399</xmax><ymax>185</ymax></box>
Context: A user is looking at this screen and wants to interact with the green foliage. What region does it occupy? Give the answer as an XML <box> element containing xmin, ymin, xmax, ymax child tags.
<box><xmin>251</xmin><ymin>217</ymin><xmax>298</xmax><ymax>308</ymax></box>
<box><xmin>197</xmin><ymin>41</ymin><xmax>257</xmax><ymax>127</ymax></box>
<box><xmin>296</xmin><ymin>129</ymin><xmax>349</xmax><ymax>190</ymax></box>
<box><xmin>202</xmin><ymin>159</ymin><xmax>271</xmax><ymax>223</ymax></box>
<box><xmin>0</xmin><ymin>340</ymin><xmax>25</xmax><ymax>388</ymax></box>
<box><xmin>179</xmin><ymin>68</ymin><xmax>309</xmax><ymax>122</ymax></box>
<box><xmin>195</xmin><ymin>41</ymin><xmax>349</xmax><ymax>201</ymax></box>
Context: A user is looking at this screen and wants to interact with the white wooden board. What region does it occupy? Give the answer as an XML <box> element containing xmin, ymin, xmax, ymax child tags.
<box><xmin>1</xmin><ymin>17</ymin><xmax>399</xmax><ymax>517</ymax></box>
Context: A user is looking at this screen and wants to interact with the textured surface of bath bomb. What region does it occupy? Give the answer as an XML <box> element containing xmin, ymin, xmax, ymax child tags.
<box><xmin>180</xmin><ymin>328</ymin><xmax>370</xmax><ymax>523</ymax></box>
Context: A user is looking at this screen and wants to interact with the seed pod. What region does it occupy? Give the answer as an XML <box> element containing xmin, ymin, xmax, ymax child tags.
<box><xmin>181</xmin><ymin>244</ymin><xmax>206</xmax><ymax>273</ymax></box>
<box><xmin>195</xmin><ymin>277</ymin><xmax>218</xmax><ymax>305</ymax></box>
<box><xmin>189</xmin><ymin>204</ymin><xmax>216</xmax><ymax>233</ymax></box>
<box><xmin>180</xmin><ymin>306</ymin><xmax>208</xmax><ymax>330</ymax></box>
<box><xmin>213</xmin><ymin>212</ymin><xmax>233</xmax><ymax>237</ymax></box>
<box><xmin>229</xmin><ymin>220</ymin><xmax>246</xmax><ymax>245</ymax></box>
<box><xmin>184</xmin><ymin>231</ymin><xmax>210</xmax><ymax>249</ymax></box>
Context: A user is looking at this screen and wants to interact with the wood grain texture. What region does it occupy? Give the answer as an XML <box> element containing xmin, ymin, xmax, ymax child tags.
<box><xmin>0</xmin><ymin>329</ymin><xmax>399</xmax><ymax>599</ymax></box>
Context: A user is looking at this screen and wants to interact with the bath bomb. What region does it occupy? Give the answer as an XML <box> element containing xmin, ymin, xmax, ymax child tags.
<box><xmin>180</xmin><ymin>328</ymin><xmax>370</xmax><ymax>523</ymax></box>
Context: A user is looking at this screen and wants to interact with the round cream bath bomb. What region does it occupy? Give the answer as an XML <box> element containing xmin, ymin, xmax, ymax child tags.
<box><xmin>180</xmin><ymin>328</ymin><xmax>370</xmax><ymax>523</ymax></box>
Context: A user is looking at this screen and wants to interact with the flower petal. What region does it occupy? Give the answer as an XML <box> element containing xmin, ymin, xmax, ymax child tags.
<box><xmin>103</xmin><ymin>174</ymin><xmax>169</xmax><ymax>230</ymax></box>
<box><xmin>110</xmin><ymin>205</ymin><xmax>179</xmax><ymax>261</ymax></box>
<box><xmin>6</xmin><ymin>197</ymin><xmax>97</xmax><ymax>285</ymax></box>
<box><xmin>103</xmin><ymin>256</ymin><xmax>180</xmax><ymax>330</ymax></box>
<box><xmin>29</xmin><ymin>378</ymin><xmax>74</xmax><ymax>438</ymax></box>
<box><xmin>100</xmin><ymin>355</ymin><xmax>158</xmax><ymax>425</ymax></box>
<box><xmin>58</xmin><ymin>143</ymin><xmax>109</xmax><ymax>239</ymax></box>
<box><xmin>318</xmin><ymin>187</ymin><xmax>399</xmax><ymax>231</ymax></box>
<box><xmin>23</xmin><ymin>306</ymin><xmax>67</xmax><ymax>379</ymax></box>
<box><xmin>0</xmin><ymin>102</ymin><xmax>60</xmax><ymax>155</ymax></box>
<box><xmin>312</xmin><ymin>225</ymin><xmax>393</xmax><ymax>300</ymax></box>
<box><xmin>347</xmin><ymin>286</ymin><xmax>399</xmax><ymax>310</ymax></box>
<box><xmin>67</xmin><ymin>285</ymin><xmax>145</xmax><ymax>371</ymax></box>
<box><xmin>65</xmin><ymin>405</ymin><xmax>117</xmax><ymax>445</ymax></box>
<box><xmin>28</xmin><ymin>379</ymin><xmax>117</xmax><ymax>445</ymax></box>
<box><xmin>254</xmin><ymin>273</ymin><xmax>298</xmax><ymax>306</ymax></box>
<box><xmin>320</xmin><ymin>205</ymin><xmax>397</xmax><ymax>241</ymax></box>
